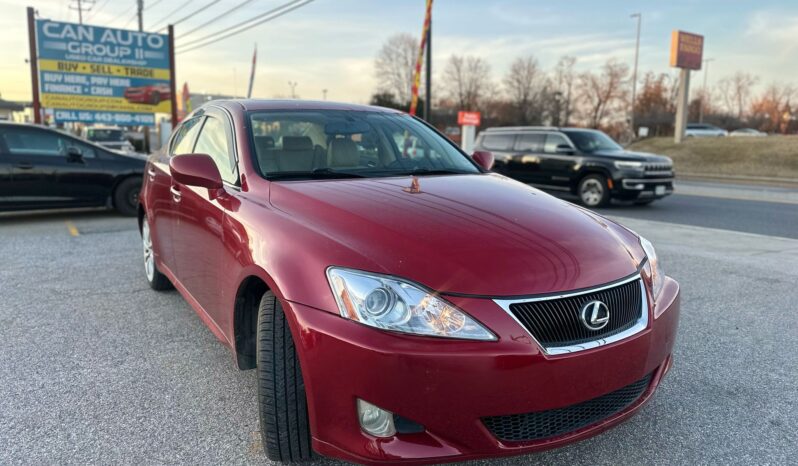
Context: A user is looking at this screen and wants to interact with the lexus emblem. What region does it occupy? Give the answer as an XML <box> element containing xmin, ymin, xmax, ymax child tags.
<box><xmin>580</xmin><ymin>301</ymin><xmax>610</xmax><ymax>331</ymax></box>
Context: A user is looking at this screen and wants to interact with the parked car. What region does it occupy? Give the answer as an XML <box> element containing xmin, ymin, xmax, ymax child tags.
<box><xmin>139</xmin><ymin>100</ymin><xmax>680</xmax><ymax>464</ymax></box>
<box><xmin>685</xmin><ymin>123</ymin><xmax>728</xmax><ymax>137</ymax></box>
<box><xmin>474</xmin><ymin>126</ymin><xmax>674</xmax><ymax>206</ymax></box>
<box><xmin>0</xmin><ymin>122</ymin><xmax>145</xmax><ymax>215</ymax></box>
<box><xmin>123</xmin><ymin>83</ymin><xmax>171</xmax><ymax>105</ymax></box>
<box><xmin>85</xmin><ymin>125</ymin><xmax>136</xmax><ymax>153</ymax></box>
<box><xmin>730</xmin><ymin>128</ymin><xmax>767</xmax><ymax>137</ymax></box>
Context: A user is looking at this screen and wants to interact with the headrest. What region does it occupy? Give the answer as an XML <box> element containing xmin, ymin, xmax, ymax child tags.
<box><xmin>282</xmin><ymin>136</ymin><xmax>313</xmax><ymax>151</ymax></box>
<box><xmin>329</xmin><ymin>138</ymin><xmax>360</xmax><ymax>167</ymax></box>
<box><xmin>254</xmin><ymin>135</ymin><xmax>275</xmax><ymax>151</ymax></box>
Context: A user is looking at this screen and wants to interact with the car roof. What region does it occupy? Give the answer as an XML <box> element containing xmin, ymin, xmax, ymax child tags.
<box><xmin>482</xmin><ymin>126</ymin><xmax>600</xmax><ymax>134</ymax></box>
<box><xmin>200</xmin><ymin>99</ymin><xmax>405</xmax><ymax>115</ymax></box>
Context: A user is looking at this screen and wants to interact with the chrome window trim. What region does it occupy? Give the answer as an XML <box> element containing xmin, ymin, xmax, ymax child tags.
<box><xmin>494</xmin><ymin>274</ymin><xmax>648</xmax><ymax>355</ymax></box>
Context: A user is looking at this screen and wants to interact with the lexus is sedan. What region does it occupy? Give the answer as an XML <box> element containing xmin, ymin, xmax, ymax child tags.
<box><xmin>139</xmin><ymin>100</ymin><xmax>680</xmax><ymax>464</ymax></box>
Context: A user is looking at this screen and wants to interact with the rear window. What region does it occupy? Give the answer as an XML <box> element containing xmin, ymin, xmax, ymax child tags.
<box><xmin>480</xmin><ymin>133</ymin><xmax>515</xmax><ymax>151</ymax></box>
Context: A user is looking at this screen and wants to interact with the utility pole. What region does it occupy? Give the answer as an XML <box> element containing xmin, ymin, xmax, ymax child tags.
<box><xmin>288</xmin><ymin>81</ymin><xmax>297</xmax><ymax>99</ymax></box>
<box><xmin>699</xmin><ymin>57</ymin><xmax>714</xmax><ymax>123</ymax></box>
<box><xmin>69</xmin><ymin>0</ymin><xmax>95</xmax><ymax>24</ymax></box>
<box><xmin>423</xmin><ymin>11</ymin><xmax>432</xmax><ymax>122</ymax></box>
<box><xmin>322</xmin><ymin>89</ymin><xmax>328</xmax><ymax>100</ymax></box>
<box><xmin>137</xmin><ymin>0</ymin><xmax>144</xmax><ymax>31</ymax></box>
<box><xmin>629</xmin><ymin>12</ymin><xmax>641</xmax><ymax>138</ymax></box>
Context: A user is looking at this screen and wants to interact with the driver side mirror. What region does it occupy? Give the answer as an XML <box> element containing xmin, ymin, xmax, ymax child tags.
<box><xmin>169</xmin><ymin>154</ymin><xmax>223</xmax><ymax>190</ymax></box>
<box><xmin>472</xmin><ymin>150</ymin><xmax>495</xmax><ymax>170</ymax></box>
<box><xmin>66</xmin><ymin>146</ymin><xmax>84</xmax><ymax>163</ymax></box>
<box><xmin>555</xmin><ymin>144</ymin><xmax>575</xmax><ymax>155</ymax></box>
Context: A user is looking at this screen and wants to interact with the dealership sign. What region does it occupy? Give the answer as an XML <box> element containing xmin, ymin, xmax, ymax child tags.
<box><xmin>669</xmin><ymin>30</ymin><xmax>704</xmax><ymax>70</ymax></box>
<box><xmin>35</xmin><ymin>19</ymin><xmax>172</xmax><ymax>125</ymax></box>
<box><xmin>457</xmin><ymin>111</ymin><xmax>481</xmax><ymax>126</ymax></box>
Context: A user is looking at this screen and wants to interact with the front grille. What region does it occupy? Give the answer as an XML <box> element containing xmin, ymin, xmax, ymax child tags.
<box><xmin>508</xmin><ymin>278</ymin><xmax>643</xmax><ymax>349</ymax></box>
<box><xmin>644</xmin><ymin>162</ymin><xmax>672</xmax><ymax>172</ymax></box>
<box><xmin>483</xmin><ymin>373</ymin><xmax>652</xmax><ymax>442</ymax></box>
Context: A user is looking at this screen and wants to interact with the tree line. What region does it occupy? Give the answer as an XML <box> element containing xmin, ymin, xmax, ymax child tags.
<box><xmin>371</xmin><ymin>33</ymin><xmax>797</xmax><ymax>138</ymax></box>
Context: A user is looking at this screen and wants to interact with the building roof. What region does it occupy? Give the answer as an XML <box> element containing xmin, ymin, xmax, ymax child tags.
<box><xmin>0</xmin><ymin>99</ymin><xmax>25</xmax><ymax>112</ymax></box>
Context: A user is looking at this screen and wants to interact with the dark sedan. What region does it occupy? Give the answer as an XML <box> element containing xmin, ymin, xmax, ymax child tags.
<box><xmin>0</xmin><ymin>122</ymin><xmax>145</xmax><ymax>215</ymax></box>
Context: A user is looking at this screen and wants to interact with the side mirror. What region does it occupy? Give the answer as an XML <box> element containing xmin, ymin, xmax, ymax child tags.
<box><xmin>472</xmin><ymin>150</ymin><xmax>495</xmax><ymax>170</ymax></box>
<box><xmin>66</xmin><ymin>146</ymin><xmax>84</xmax><ymax>163</ymax></box>
<box><xmin>555</xmin><ymin>144</ymin><xmax>574</xmax><ymax>155</ymax></box>
<box><xmin>169</xmin><ymin>154</ymin><xmax>223</xmax><ymax>190</ymax></box>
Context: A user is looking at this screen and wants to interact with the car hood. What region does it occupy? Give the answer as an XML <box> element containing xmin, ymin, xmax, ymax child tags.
<box><xmin>592</xmin><ymin>149</ymin><xmax>672</xmax><ymax>164</ymax></box>
<box><xmin>269</xmin><ymin>174</ymin><xmax>643</xmax><ymax>297</ymax></box>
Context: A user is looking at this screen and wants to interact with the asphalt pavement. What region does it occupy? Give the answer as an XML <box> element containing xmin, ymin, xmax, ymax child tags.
<box><xmin>1</xmin><ymin>188</ymin><xmax>796</xmax><ymax>465</ymax></box>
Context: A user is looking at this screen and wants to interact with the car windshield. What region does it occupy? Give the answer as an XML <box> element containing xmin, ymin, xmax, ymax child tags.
<box><xmin>562</xmin><ymin>130</ymin><xmax>622</xmax><ymax>153</ymax></box>
<box><xmin>248</xmin><ymin>110</ymin><xmax>480</xmax><ymax>180</ymax></box>
<box><xmin>87</xmin><ymin>129</ymin><xmax>124</xmax><ymax>142</ymax></box>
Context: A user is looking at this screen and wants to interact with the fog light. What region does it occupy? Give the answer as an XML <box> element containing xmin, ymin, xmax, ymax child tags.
<box><xmin>357</xmin><ymin>399</ymin><xmax>396</xmax><ymax>437</ymax></box>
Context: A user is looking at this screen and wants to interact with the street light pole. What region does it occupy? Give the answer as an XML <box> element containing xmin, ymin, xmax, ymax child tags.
<box><xmin>630</xmin><ymin>13</ymin><xmax>641</xmax><ymax>138</ymax></box>
<box><xmin>137</xmin><ymin>0</ymin><xmax>144</xmax><ymax>31</ymax></box>
<box><xmin>699</xmin><ymin>58</ymin><xmax>714</xmax><ymax>123</ymax></box>
<box><xmin>288</xmin><ymin>81</ymin><xmax>297</xmax><ymax>99</ymax></box>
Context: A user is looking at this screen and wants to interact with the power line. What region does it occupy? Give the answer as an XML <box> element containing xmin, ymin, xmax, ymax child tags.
<box><xmin>122</xmin><ymin>12</ymin><xmax>138</xmax><ymax>29</ymax></box>
<box><xmin>145</xmin><ymin>0</ymin><xmax>167</xmax><ymax>10</ymax></box>
<box><xmin>107</xmin><ymin>4</ymin><xmax>135</xmax><ymax>25</ymax></box>
<box><xmin>176</xmin><ymin>0</ymin><xmax>313</xmax><ymax>53</ymax></box>
<box><xmin>149</xmin><ymin>0</ymin><xmax>194</xmax><ymax>29</ymax></box>
<box><xmin>155</xmin><ymin>0</ymin><xmax>221</xmax><ymax>32</ymax></box>
<box><xmin>178</xmin><ymin>0</ymin><xmax>259</xmax><ymax>38</ymax></box>
<box><xmin>86</xmin><ymin>0</ymin><xmax>111</xmax><ymax>21</ymax></box>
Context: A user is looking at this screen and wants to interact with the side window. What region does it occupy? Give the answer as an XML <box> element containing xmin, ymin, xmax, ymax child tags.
<box><xmin>62</xmin><ymin>137</ymin><xmax>96</xmax><ymax>159</ymax></box>
<box><xmin>0</xmin><ymin>128</ymin><xmax>62</xmax><ymax>156</ymax></box>
<box><xmin>515</xmin><ymin>133</ymin><xmax>545</xmax><ymax>152</ymax></box>
<box><xmin>543</xmin><ymin>133</ymin><xmax>571</xmax><ymax>153</ymax></box>
<box><xmin>193</xmin><ymin>116</ymin><xmax>237</xmax><ymax>184</ymax></box>
<box><xmin>481</xmin><ymin>133</ymin><xmax>515</xmax><ymax>151</ymax></box>
<box><xmin>171</xmin><ymin>117</ymin><xmax>202</xmax><ymax>155</ymax></box>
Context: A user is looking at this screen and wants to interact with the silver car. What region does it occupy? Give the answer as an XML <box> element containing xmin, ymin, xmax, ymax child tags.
<box><xmin>685</xmin><ymin>123</ymin><xmax>728</xmax><ymax>137</ymax></box>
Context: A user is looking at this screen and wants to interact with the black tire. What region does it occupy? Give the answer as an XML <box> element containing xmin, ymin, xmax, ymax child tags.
<box><xmin>150</xmin><ymin>91</ymin><xmax>161</xmax><ymax>105</ymax></box>
<box><xmin>578</xmin><ymin>174</ymin><xmax>611</xmax><ymax>207</ymax></box>
<box><xmin>141</xmin><ymin>217</ymin><xmax>172</xmax><ymax>291</ymax></box>
<box><xmin>257</xmin><ymin>291</ymin><xmax>313</xmax><ymax>462</ymax></box>
<box><xmin>114</xmin><ymin>177</ymin><xmax>141</xmax><ymax>217</ymax></box>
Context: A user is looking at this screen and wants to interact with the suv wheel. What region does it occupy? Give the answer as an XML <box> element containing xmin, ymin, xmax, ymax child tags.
<box><xmin>141</xmin><ymin>218</ymin><xmax>172</xmax><ymax>290</ymax></box>
<box><xmin>257</xmin><ymin>291</ymin><xmax>313</xmax><ymax>462</ymax></box>
<box><xmin>578</xmin><ymin>174</ymin><xmax>610</xmax><ymax>207</ymax></box>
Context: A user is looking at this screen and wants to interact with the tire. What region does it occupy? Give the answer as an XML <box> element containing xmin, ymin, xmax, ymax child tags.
<box><xmin>578</xmin><ymin>174</ymin><xmax>610</xmax><ymax>207</ymax></box>
<box><xmin>113</xmin><ymin>177</ymin><xmax>142</xmax><ymax>217</ymax></box>
<box><xmin>150</xmin><ymin>91</ymin><xmax>161</xmax><ymax>105</ymax></box>
<box><xmin>141</xmin><ymin>218</ymin><xmax>172</xmax><ymax>291</ymax></box>
<box><xmin>257</xmin><ymin>291</ymin><xmax>313</xmax><ymax>462</ymax></box>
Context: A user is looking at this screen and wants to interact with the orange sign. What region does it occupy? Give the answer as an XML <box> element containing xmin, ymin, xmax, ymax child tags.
<box><xmin>457</xmin><ymin>111</ymin><xmax>481</xmax><ymax>126</ymax></box>
<box><xmin>670</xmin><ymin>30</ymin><xmax>704</xmax><ymax>70</ymax></box>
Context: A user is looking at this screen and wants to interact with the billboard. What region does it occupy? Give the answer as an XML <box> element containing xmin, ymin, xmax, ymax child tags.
<box><xmin>35</xmin><ymin>19</ymin><xmax>172</xmax><ymax>126</ymax></box>
<box><xmin>670</xmin><ymin>30</ymin><xmax>704</xmax><ymax>70</ymax></box>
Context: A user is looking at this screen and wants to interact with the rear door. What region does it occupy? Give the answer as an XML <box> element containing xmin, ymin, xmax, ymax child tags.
<box><xmin>478</xmin><ymin>132</ymin><xmax>517</xmax><ymax>177</ymax></box>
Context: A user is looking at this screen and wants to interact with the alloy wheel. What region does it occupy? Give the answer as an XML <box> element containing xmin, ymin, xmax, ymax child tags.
<box><xmin>580</xmin><ymin>179</ymin><xmax>604</xmax><ymax>206</ymax></box>
<box><xmin>142</xmin><ymin>220</ymin><xmax>155</xmax><ymax>281</ymax></box>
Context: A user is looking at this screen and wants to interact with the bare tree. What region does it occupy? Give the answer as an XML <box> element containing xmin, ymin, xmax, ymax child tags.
<box><xmin>577</xmin><ymin>59</ymin><xmax>629</xmax><ymax>128</ymax></box>
<box><xmin>374</xmin><ymin>34</ymin><xmax>418</xmax><ymax>105</ymax></box>
<box><xmin>717</xmin><ymin>72</ymin><xmax>758</xmax><ymax>119</ymax></box>
<box><xmin>554</xmin><ymin>56</ymin><xmax>576</xmax><ymax>125</ymax></box>
<box><xmin>443</xmin><ymin>55</ymin><xmax>492</xmax><ymax>110</ymax></box>
<box><xmin>503</xmin><ymin>56</ymin><xmax>545</xmax><ymax>124</ymax></box>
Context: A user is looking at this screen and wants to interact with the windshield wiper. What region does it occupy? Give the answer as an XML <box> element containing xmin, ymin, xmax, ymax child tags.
<box><xmin>266</xmin><ymin>168</ymin><xmax>367</xmax><ymax>180</ymax></box>
<box><xmin>401</xmin><ymin>168</ymin><xmax>473</xmax><ymax>176</ymax></box>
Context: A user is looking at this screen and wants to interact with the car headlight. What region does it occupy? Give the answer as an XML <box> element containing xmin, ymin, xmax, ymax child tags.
<box><xmin>614</xmin><ymin>161</ymin><xmax>644</xmax><ymax>170</ymax></box>
<box><xmin>327</xmin><ymin>267</ymin><xmax>496</xmax><ymax>340</ymax></box>
<box><xmin>639</xmin><ymin>236</ymin><xmax>664</xmax><ymax>298</ymax></box>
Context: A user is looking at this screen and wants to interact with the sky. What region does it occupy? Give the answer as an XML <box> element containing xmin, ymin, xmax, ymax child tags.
<box><xmin>2</xmin><ymin>0</ymin><xmax>798</xmax><ymax>104</ymax></box>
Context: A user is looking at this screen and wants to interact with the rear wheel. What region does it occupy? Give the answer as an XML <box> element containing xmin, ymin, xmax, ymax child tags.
<box><xmin>149</xmin><ymin>91</ymin><xmax>161</xmax><ymax>105</ymax></box>
<box><xmin>257</xmin><ymin>291</ymin><xmax>313</xmax><ymax>462</ymax></box>
<box><xmin>141</xmin><ymin>218</ymin><xmax>172</xmax><ymax>291</ymax></box>
<box><xmin>114</xmin><ymin>177</ymin><xmax>141</xmax><ymax>217</ymax></box>
<box><xmin>578</xmin><ymin>174</ymin><xmax>610</xmax><ymax>207</ymax></box>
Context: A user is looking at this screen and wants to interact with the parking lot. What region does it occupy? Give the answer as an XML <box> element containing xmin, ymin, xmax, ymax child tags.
<box><xmin>1</xmin><ymin>189</ymin><xmax>797</xmax><ymax>465</ymax></box>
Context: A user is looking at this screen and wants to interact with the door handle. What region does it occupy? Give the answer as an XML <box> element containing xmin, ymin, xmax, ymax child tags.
<box><xmin>147</xmin><ymin>168</ymin><xmax>156</xmax><ymax>181</ymax></box>
<box><xmin>15</xmin><ymin>162</ymin><xmax>34</xmax><ymax>170</ymax></box>
<box><xmin>170</xmin><ymin>185</ymin><xmax>182</xmax><ymax>202</ymax></box>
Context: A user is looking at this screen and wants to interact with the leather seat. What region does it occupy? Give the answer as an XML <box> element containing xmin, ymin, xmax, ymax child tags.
<box><xmin>279</xmin><ymin>136</ymin><xmax>316</xmax><ymax>172</ymax></box>
<box><xmin>328</xmin><ymin>138</ymin><xmax>360</xmax><ymax>168</ymax></box>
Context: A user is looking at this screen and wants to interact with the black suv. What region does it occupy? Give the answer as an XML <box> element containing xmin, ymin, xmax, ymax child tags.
<box><xmin>474</xmin><ymin>127</ymin><xmax>674</xmax><ymax>206</ymax></box>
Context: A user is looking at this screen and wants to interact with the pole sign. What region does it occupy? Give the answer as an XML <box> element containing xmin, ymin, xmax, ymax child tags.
<box><xmin>457</xmin><ymin>111</ymin><xmax>481</xmax><ymax>127</ymax></box>
<box><xmin>669</xmin><ymin>30</ymin><xmax>704</xmax><ymax>70</ymax></box>
<box><xmin>35</xmin><ymin>19</ymin><xmax>172</xmax><ymax>126</ymax></box>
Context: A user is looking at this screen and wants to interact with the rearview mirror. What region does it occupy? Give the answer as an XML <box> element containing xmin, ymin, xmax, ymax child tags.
<box><xmin>472</xmin><ymin>150</ymin><xmax>495</xmax><ymax>170</ymax></box>
<box><xmin>169</xmin><ymin>154</ymin><xmax>223</xmax><ymax>190</ymax></box>
<box><xmin>555</xmin><ymin>144</ymin><xmax>574</xmax><ymax>155</ymax></box>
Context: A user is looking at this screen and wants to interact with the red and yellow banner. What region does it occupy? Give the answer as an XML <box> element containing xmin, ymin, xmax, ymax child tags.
<box><xmin>409</xmin><ymin>0</ymin><xmax>433</xmax><ymax>116</ymax></box>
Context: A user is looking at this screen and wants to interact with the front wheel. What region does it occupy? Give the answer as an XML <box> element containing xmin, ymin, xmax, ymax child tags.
<box><xmin>141</xmin><ymin>218</ymin><xmax>172</xmax><ymax>291</ymax></box>
<box><xmin>114</xmin><ymin>177</ymin><xmax>141</xmax><ymax>217</ymax></box>
<box><xmin>257</xmin><ymin>291</ymin><xmax>313</xmax><ymax>462</ymax></box>
<box><xmin>578</xmin><ymin>174</ymin><xmax>610</xmax><ymax>207</ymax></box>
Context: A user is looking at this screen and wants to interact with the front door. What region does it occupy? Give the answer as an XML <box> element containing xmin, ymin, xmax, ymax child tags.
<box><xmin>539</xmin><ymin>133</ymin><xmax>577</xmax><ymax>189</ymax></box>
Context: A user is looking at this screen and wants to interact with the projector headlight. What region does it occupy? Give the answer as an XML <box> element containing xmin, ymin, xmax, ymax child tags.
<box><xmin>327</xmin><ymin>267</ymin><xmax>496</xmax><ymax>340</ymax></box>
<box><xmin>640</xmin><ymin>236</ymin><xmax>665</xmax><ymax>299</ymax></box>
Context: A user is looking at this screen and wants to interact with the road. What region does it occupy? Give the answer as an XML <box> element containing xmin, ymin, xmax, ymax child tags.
<box><xmin>1</xmin><ymin>186</ymin><xmax>796</xmax><ymax>464</ymax></box>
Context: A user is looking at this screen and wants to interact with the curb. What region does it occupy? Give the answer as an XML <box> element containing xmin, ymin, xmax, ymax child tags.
<box><xmin>677</xmin><ymin>172</ymin><xmax>798</xmax><ymax>188</ymax></box>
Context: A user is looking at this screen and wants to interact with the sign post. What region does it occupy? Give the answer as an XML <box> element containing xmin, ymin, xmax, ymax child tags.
<box><xmin>26</xmin><ymin>7</ymin><xmax>41</xmax><ymax>123</ymax></box>
<box><xmin>458</xmin><ymin>110</ymin><xmax>481</xmax><ymax>154</ymax></box>
<box><xmin>32</xmin><ymin>16</ymin><xmax>173</xmax><ymax>127</ymax></box>
<box><xmin>670</xmin><ymin>30</ymin><xmax>704</xmax><ymax>143</ymax></box>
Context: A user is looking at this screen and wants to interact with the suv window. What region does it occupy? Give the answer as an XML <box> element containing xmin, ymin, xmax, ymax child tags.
<box><xmin>193</xmin><ymin>116</ymin><xmax>237</xmax><ymax>184</ymax></box>
<box><xmin>481</xmin><ymin>133</ymin><xmax>515</xmax><ymax>151</ymax></box>
<box><xmin>171</xmin><ymin>117</ymin><xmax>203</xmax><ymax>155</ymax></box>
<box><xmin>543</xmin><ymin>133</ymin><xmax>571</xmax><ymax>153</ymax></box>
<box><xmin>515</xmin><ymin>133</ymin><xmax>545</xmax><ymax>152</ymax></box>
<box><xmin>0</xmin><ymin>127</ymin><xmax>95</xmax><ymax>158</ymax></box>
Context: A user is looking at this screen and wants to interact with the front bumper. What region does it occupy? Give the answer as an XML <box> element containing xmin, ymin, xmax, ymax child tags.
<box><xmin>614</xmin><ymin>177</ymin><xmax>674</xmax><ymax>200</ymax></box>
<box><xmin>287</xmin><ymin>277</ymin><xmax>680</xmax><ymax>464</ymax></box>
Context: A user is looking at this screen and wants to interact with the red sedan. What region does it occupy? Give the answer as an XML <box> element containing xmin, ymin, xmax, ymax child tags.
<box><xmin>138</xmin><ymin>100</ymin><xmax>680</xmax><ymax>464</ymax></box>
<box><xmin>123</xmin><ymin>83</ymin><xmax>171</xmax><ymax>105</ymax></box>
